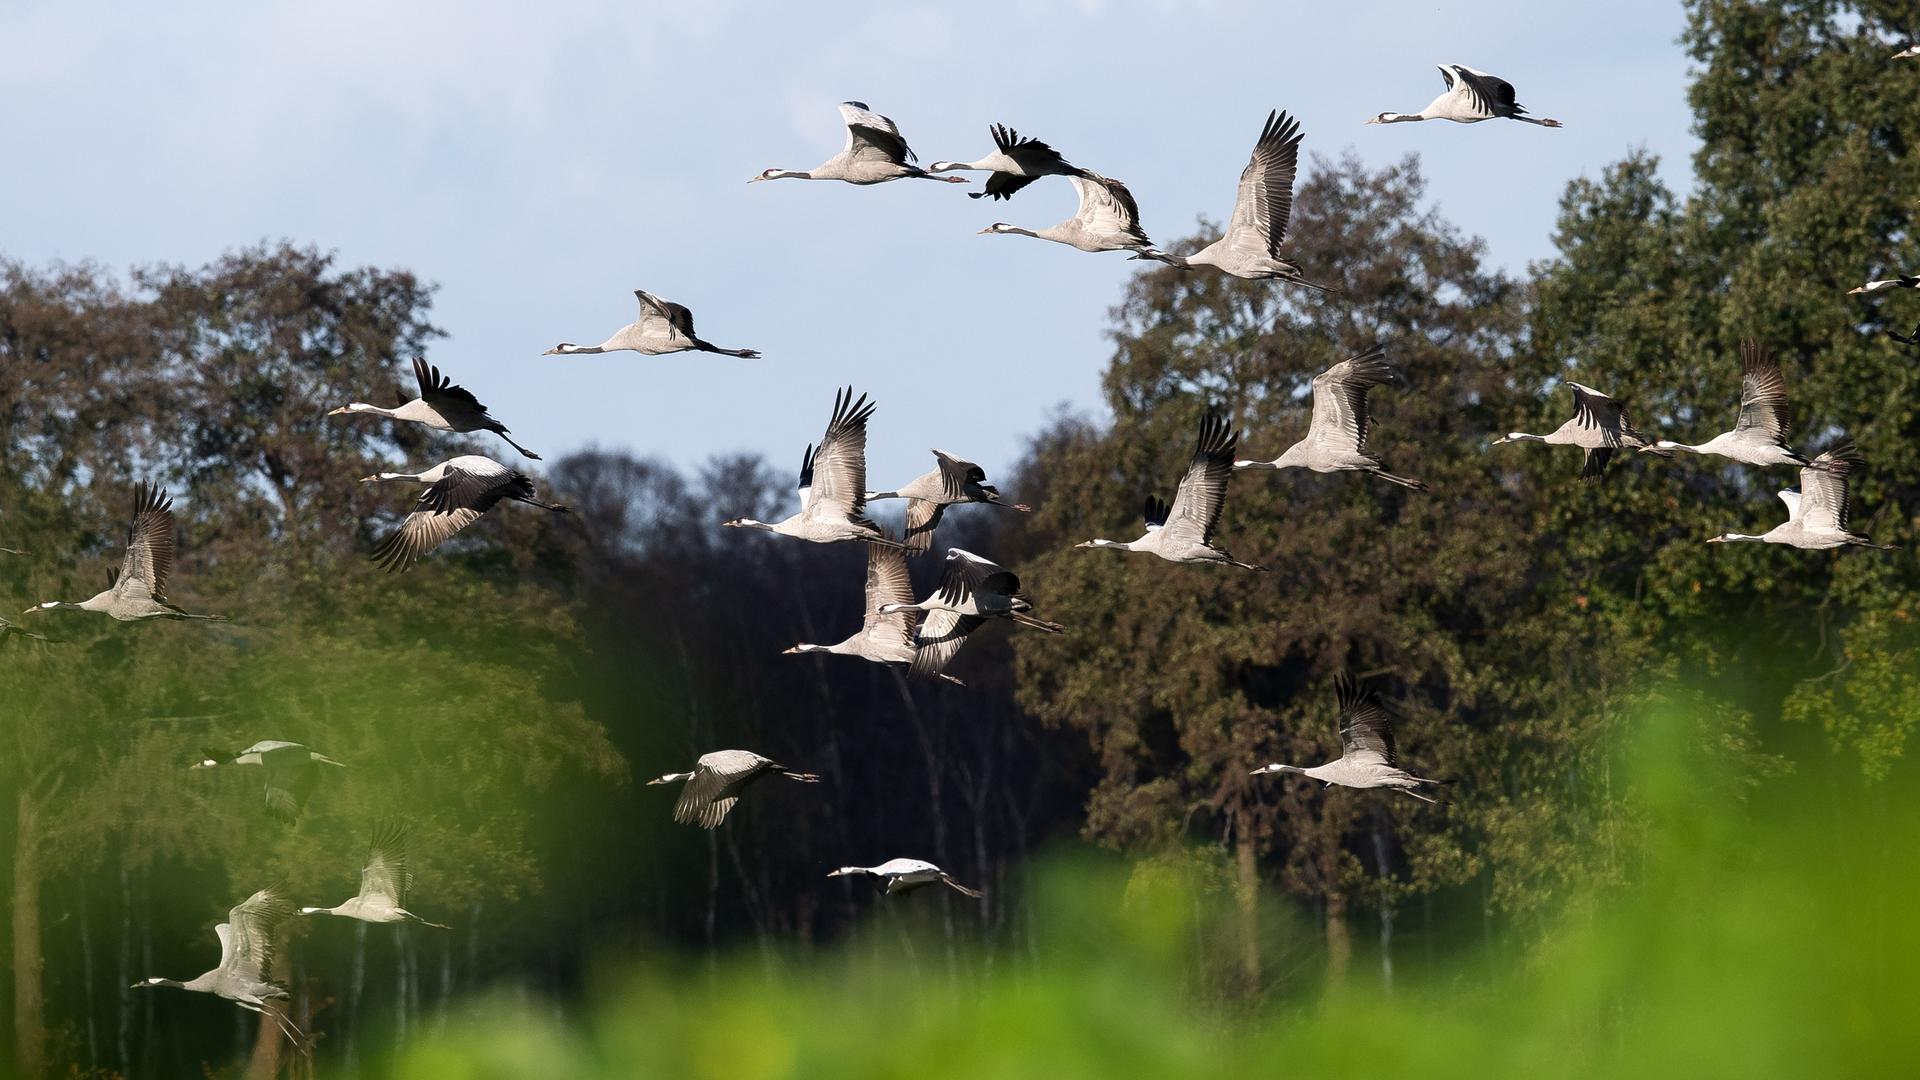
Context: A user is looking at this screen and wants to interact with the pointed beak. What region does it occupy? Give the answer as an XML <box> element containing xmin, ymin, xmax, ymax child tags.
<box><xmin>1074</xmin><ymin>541</ymin><xmax>1095</xmax><ymax>549</ymax></box>
<box><xmin>1848</xmin><ymin>287</ymin><xmax>1865</xmax><ymax>295</ymax></box>
<box><xmin>1705</xmin><ymin>536</ymin><xmax>1725</xmax><ymax>544</ymax></box>
<box><xmin>780</xmin><ymin>645</ymin><xmax>802</xmax><ymax>654</ymax></box>
<box><xmin>326</xmin><ymin>406</ymin><xmax>351</xmax><ymax>416</ymax></box>
<box><xmin>1490</xmin><ymin>436</ymin><xmax>1512</xmax><ymax>446</ymax></box>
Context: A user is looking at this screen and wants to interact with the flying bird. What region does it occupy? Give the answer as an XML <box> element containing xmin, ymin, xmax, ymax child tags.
<box><xmin>1234</xmin><ymin>346</ymin><xmax>1427</xmax><ymax>488</ymax></box>
<box><xmin>750</xmin><ymin>102</ymin><xmax>969</xmax><ymax>186</ymax></box>
<box><xmin>1141</xmin><ymin>111</ymin><xmax>1328</xmax><ymax>289</ymax></box>
<box><xmin>1848</xmin><ymin>275</ymin><xmax>1920</xmax><ymax>294</ymax></box>
<box><xmin>1895</xmin><ymin>44</ymin><xmax>1920</xmax><ymax>60</ymax></box>
<box><xmin>1492</xmin><ymin>381</ymin><xmax>1667</xmax><ymax>480</ymax></box>
<box><xmin>362</xmin><ymin>455</ymin><xmax>570</xmax><ymax>572</ymax></box>
<box><xmin>828</xmin><ymin>858</ymin><xmax>984</xmax><ymax>898</ymax></box>
<box><xmin>328</xmin><ymin>357</ymin><xmax>540</xmax><ymax>459</ymax></box>
<box><xmin>1077</xmin><ymin>413</ymin><xmax>1266</xmax><ymax>570</ymax></box>
<box><xmin>301</xmin><ymin>822</ymin><xmax>450</xmax><ymax>928</ymax></box>
<box><xmin>866</xmin><ymin>449</ymin><xmax>1031</xmax><ymax>554</ymax></box>
<box><xmin>1706</xmin><ymin>443</ymin><xmax>1895</xmax><ymax>550</ymax></box>
<box><xmin>193</xmin><ymin>741</ymin><xmax>345</xmax><ymax>822</ymax></box>
<box><xmin>647</xmin><ymin>750</ymin><xmax>821</xmax><ymax>828</ymax></box>
<box><xmin>1252</xmin><ymin>675</ymin><xmax>1443</xmax><ymax>803</ymax></box>
<box><xmin>132</xmin><ymin>885</ymin><xmax>304</xmax><ymax>1043</ymax></box>
<box><xmin>544</xmin><ymin>289</ymin><xmax>759</xmax><ymax>359</ymax></box>
<box><xmin>1654</xmin><ymin>341</ymin><xmax>1810</xmax><ymax>467</ymax></box>
<box><xmin>978</xmin><ymin>173</ymin><xmax>1169</xmax><ymax>258</ymax></box>
<box><xmin>928</xmin><ymin>123</ymin><xmax>1089</xmax><ymax>200</ymax></box>
<box><xmin>783</xmin><ymin>543</ymin><xmax>964</xmax><ymax>685</ymax></box>
<box><xmin>1888</xmin><ymin>321</ymin><xmax>1920</xmax><ymax>350</ymax></box>
<box><xmin>1367</xmin><ymin>64</ymin><xmax>1563</xmax><ymax>127</ymax></box>
<box><xmin>722</xmin><ymin>387</ymin><xmax>901</xmax><ymax>546</ymax></box>
<box><xmin>24</xmin><ymin>482</ymin><xmax>226</xmax><ymax>622</ymax></box>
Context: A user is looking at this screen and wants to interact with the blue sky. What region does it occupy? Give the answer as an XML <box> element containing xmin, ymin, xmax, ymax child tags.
<box><xmin>1</xmin><ymin>0</ymin><xmax>1698</xmax><ymax>489</ymax></box>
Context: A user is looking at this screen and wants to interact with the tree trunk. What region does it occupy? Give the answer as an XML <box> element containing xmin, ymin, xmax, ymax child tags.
<box><xmin>344</xmin><ymin>920</ymin><xmax>368</xmax><ymax>1069</ymax></box>
<box><xmin>1324</xmin><ymin>886</ymin><xmax>1352</xmax><ymax>988</ymax></box>
<box><xmin>1369</xmin><ymin>814</ymin><xmax>1395</xmax><ymax>992</ymax></box>
<box><xmin>1233</xmin><ymin>811</ymin><xmax>1262</xmax><ymax>997</ymax></box>
<box><xmin>13</xmin><ymin>788</ymin><xmax>47</xmax><ymax>1079</ymax></box>
<box><xmin>243</xmin><ymin>947</ymin><xmax>291</xmax><ymax>1080</ymax></box>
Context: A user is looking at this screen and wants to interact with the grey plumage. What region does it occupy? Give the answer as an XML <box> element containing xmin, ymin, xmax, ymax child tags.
<box><xmin>1492</xmin><ymin>381</ymin><xmax>1667</xmax><ymax>480</ymax></box>
<box><xmin>827</xmin><ymin>857</ymin><xmax>984</xmax><ymax>898</ymax></box>
<box><xmin>24</xmin><ymin>482</ymin><xmax>226</xmax><ymax>623</ymax></box>
<box><xmin>750</xmin><ymin>102</ymin><xmax>970</xmax><ymax>186</ymax></box>
<box><xmin>193</xmin><ymin>740</ymin><xmax>345</xmax><ymax>822</ymax></box>
<box><xmin>329</xmin><ymin>357</ymin><xmax>540</xmax><ymax>459</ymax></box>
<box><xmin>301</xmin><ymin>822</ymin><xmax>450</xmax><ymax>927</ymax></box>
<box><xmin>1146</xmin><ymin>111</ymin><xmax>1327</xmax><ymax>290</ymax></box>
<box><xmin>866</xmin><ymin>449</ymin><xmax>1031</xmax><ymax>555</ymax></box>
<box><xmin>1234</xmin><ymin>346</ymin><xmax>1426</xmax><ymax>489</ymax></box>
<box><xmin>647</xmin><ymin>750</ymin><xmax>821</xmax><ymax>829</ymax></box>
<box><xmin>1654</xmin><ymin>341</ymin><xmax>1810</xmax><ymax>467</ymax></box>
<box><xmin>543</xmin><ymin>289</ymin><xmax>758</xmax><ymax>358</ymax></box>
<box><xmin>979</xmin><ymin>173</ymin><xmax>1164</xmax><ymax>255</ymax></box>
<box><xmin>783</xmin><ymin>543</ymin><xmax>964</xmax><ymax>685</ymax></box>
<box><xmin>363</xmin><ymin>454</ymin><xmax>570</xmax><ymax>572</ymax></box>
<box><xmin>1252</xmin><ymin>675</ymin><xmax>1442</xmax><ymax>803</ymax></box>
<box><xmin>1707</xmin><ymin>443</ymin><xmax>1895</xmax><ymax>550</ymax></box>
<box><xmin>1368</xmin><ymin>64</ymin><xmax>1563</xmax><ymax>126</ymax></box>
<box><xmin>928</xmin><ymin>122</ymin><xmax>1090</xmax><ymax>200</ymax></box>
<box><xmin>1078</xmin><ymin>412</ymin><xmax>1265</xmax><ymax>570</ymax></box>
<box><xmin>722</xmin><ymin>388</ymin><xmax>901</xmax><ymax>546</ymax></box>
<box><xmin>132</xmin><ymin>885</ymin><xmax>304</xmax><ymax>1043</ymax></box>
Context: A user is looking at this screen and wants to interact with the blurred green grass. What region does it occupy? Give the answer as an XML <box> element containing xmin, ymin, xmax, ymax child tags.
<box><xmin>362</xmin><ymin>703</ymin><xmax>1920</xmax><ymax>1079</ymax></box>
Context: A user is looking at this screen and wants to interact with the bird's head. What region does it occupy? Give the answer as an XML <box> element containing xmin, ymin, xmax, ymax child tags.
<box><xmin>542</xmin><ymin>343</ymin><xmax>576</xmax><ymax>355</ymax></box>
<box><xmin>749</xmin><ymin>168</ymin><xmax>798</xmax><ymax>183</ymax></box>
<box><xmin>131</xmin><ymin>977</ymin><xmax>179</xmax><ymax>990</ymax></box>
<box><xmin>645</xmin><ymin>771</ymin><xmax>692</xmax><ymax>786</ymax></box>
<box><xmin>1365</xmin><ymin>112</ymin><xmax>1389</xmax><ymax>126</ymax></box>
<box><xmin>781</xmin><ymin>643</ymin><xmax>823</xmax><ymax>655</ymax></box>
<box><xmin>1250</xmin><ymin>763</ymin><xmax>1297</xmax><ymax>776</ymax></box>
<box><xmin>298</xmin><ymin>906</ymin><xmax>326</xmax><ymax>916</ymax></box>
<box><xmin>1490</xmin><ymin>434</ymin><xmax>1517</xmax><ymax>446</ymax></box>
<box><xmin>189</xmin><ymin>757</ymin><xmax>219</xmax><ymax>770</ymax></box>
<box><xmin>21</xmin><ymin>601</ymin><xmax>71</xmax><ymax>616</ymax></box>
<box><xmin>977</xmin><ymin>223</ymin><xmax>1018</xmax><ymax>236</ymax></box>
<box><xmin>1705</xmin><ymin>534</ymin><xmax>1731</xmax><ymax>544</ymax></box>
<box><xmin>825</xmin><ymin>867</ymin><xmax>862</xmax><ymax>879</ymax></box>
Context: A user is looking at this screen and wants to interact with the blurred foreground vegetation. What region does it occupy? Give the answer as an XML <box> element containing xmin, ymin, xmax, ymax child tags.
<box><xmin>379</xmin><ymin>703</ymin><xmax>1917</xmax><ymax>1080</ymax></box>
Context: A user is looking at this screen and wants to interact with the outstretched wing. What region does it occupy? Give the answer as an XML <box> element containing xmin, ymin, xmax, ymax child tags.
<box><xmin>358</xmin><ymin>821</ymin><xmax>415</xmax><ymax>906</ymax></box>
<box><xmin>674</xmin><ymin>763</ymin><xmax>747</xmax><ymax>829</ymax></box>
<box><xmin>1223</xmin><ymin>110</ymin><xmax>1302</xmax><ymax>259</ymax></box>
<box><xmin>912</xmin><ymin>608</ymin><xmax>985</xmax><ymax>680</ymax></box>
<box><xmin>1334</xmin><ymin>674</ymin><xmax>1399</xmax><ymax>767</ymax></box>
<box><xmin>802</xmin><ymin>387</ymin><xmax>876</xmax><ymax>519</ymax></box>
<box><xmin>932</xmin><ymin>548</ymin><xmax>1018</xmax><ymax>610</ymax></box>
<box><xmin>1452</xmin><ymin>65</ymin><xmax>1524</xmax><ymax>116</ymax></box>
<box><xmin>412</xmin><ymin>357</ymin><xmax>489</xmax><ymax>415</ymax></box>
<box><xmin>1734</xmin><ymin>340</ymin><xmax>1793</xmax><ymax>444</ymax></box>
<box><xmin>114</xmin><ymin>482</ymin><xmax>176</xmax><ymax>603</ymax></box>
<box><xmin>932</xmin><ymin>449</ymin><xmax>987</xmax><ymax>501</ymax></box>
<box><xmin>1162</xmin><ymin>413</ymin><xmax>1236</xmax><ymax>546</ymax></box>
<box><xmin>1567</xmin><ymin>383</ymin><xmax>1625</xmax><ymax>447</ymax></box>
<box><xmin>371</xmin><ymin>466</ymin><xmax>514</xmax><ymax>572</ymax></box>
<box><xmin>1069</xmin><ymin>174</ymin><xmax>1152</xmax><ymax>247</ymax></box>
<box><xmin>839</xmin><ymin>102</ymin><xmax>915</xmax><ymax>165</ymax></box>
<box><xmin>1308</xmin><ymin>347</ymin><xmax>1393</xmax><ymax>453</ymax></box>
<box><xmin>862</xmin><ymin>542</ymin><xmax>919</xmax><ymax>646</ymax></box>
<box><xmin>223</xmin><ymin>885</ymin><xmax>294</xmax><ymax>981</ymax></box>
<box><xmin>1799</xmin><ymin>444</ymin><xmax>1860</xmax><ymax>532</ymax></box>
<box><xmin>977</xmin><ymin>123</ymin><xmax>1077</xmax><ymax>200</ymax></box>
<box><xmin>634</xmin><ymin>290</ymin><xmax>697</xmax><ymax>341</ymax></box>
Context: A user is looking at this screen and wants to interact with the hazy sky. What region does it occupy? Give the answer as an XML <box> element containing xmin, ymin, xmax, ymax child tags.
<box><xmin>2</xmin><ymin>0</ymin><xmax>1699</xmax><ymax>488</ymax></box>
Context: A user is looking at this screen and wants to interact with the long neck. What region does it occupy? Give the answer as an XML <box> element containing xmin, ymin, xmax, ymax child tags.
<box><xmin>653</xmin><ymin>771</ymin><xmax>694</xmax><ymax>784</ymax></box>
<box><xmin>728</xmin><ymin>519</ymin><xmax>775</xmax><ymax>532</ymax></box>
<box><xmin>998</xmin><ymin>226</ymin><xmax>1042</xmax><ymax>240</ymax></box>
<box><xmin>550</xmin><ymin>343</ymin><xmax>609</xmax><ymax>355</ymax></box>
<box><xmin>928</xmin><ymin>160</ymin><xmax>982</xmax><ymax>174</ymax></box>
<box><xmin>342</xmin><ymin>402</ymin><xmax>403</xmax><ymax>418</ymax></box>
<box><xmin>1658</xmin><ymin>440</ymin><xmax>1704</xmax><ymax>454</ymax></box>
<box><xmin>1504</xmin><ymin>432</ymin><xmax>1548</xmax><ymax>443</ymax></box>
<box><xmin>769</xmin><ymin>169</ymin><xmax>815</xmax><ymax>181</ymax></box>
<box><xmin>1715</xmin><ymin>533</ymin><xmax>1766</xmax><ymax>544</ymax></box>
<box><xmin>1379</xmin><ymin>112</ymin><xmax>1426</xmax><ymax>124</ymax></box>
<box><xmin>1090</xmin><ymin>538</ymin><xmax>1134</xmax><ymax>552</ymax></box>
<box><xmin>370</xmin><ymin>471</ymin><xmax>426</xmax><ymax>483</ymax></box>
<box><xmin>787</xmin><ymin>643</ymin><xmax>831</xmax><ymax>655</ymax></box>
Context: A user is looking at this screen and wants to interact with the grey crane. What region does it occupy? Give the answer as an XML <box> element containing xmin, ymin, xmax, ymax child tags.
<box><xmin>1493</xmin><ymin>381</ymin><xmax>1668</xmax><ymax>480</ymax></box>
<box><xmin>782</xmin><ymin>543</ymin><xmax>965</xmax><ymax>685</ymax></box>
<box><xmin>24</xmin><ymin>482</ymin><xmax>226</xmax><ymax>623</ymax></box>
<box><xmin>362</xmin><ymin>454</ymin><xmax>570</xmax><ymax>572</ymax></box>
<box><xmin>1252</xmin><ymin>674</ymin><xmax>1443</xmax><ymax>804</ymax></box>
<box><xmin>1707</xmin><ymin>443</ymin><xmax>1895</xmax><ymax>550</ymax></box>
<box><xmin>542</xmin><ymin>289</ymin><xmax>759</xmax><ymax>359</ymax></box>
<box><xmin>1233</xmin><ymin>346</ymin><xmax>1427</xmax><ymax>489</ymax></box>
<box><xmin>927</xmin><ymin>123</ymin><xmax>1089</xmax><ymax>199</ymax></box>
<box><xmin>1848</xmin><ymin>275</ymin><xmax>1920</xmax><ymax>294</ymax></box>
<box><xmin>329</xmin><ymin>357</ymin><xmax>540</xmax><ymax>459</ymax></box>
<box><xmin>828</xmin><ymin>858</ymin><xmax>984</xmax><ymax>898</ymax></box>
<box><xmin>1077</xmin><ymin>413</ymin><xmax>1266</xmax><ymax>571</ymax></box>
<box><xmin>978</xmin><ymin>173</ymin><xmax>1169</xmax><ymax>258</ymax></box>
<box><xmin>878</xmin><ymin>547</ymin><xmax>1063</xmax><ymax>633</ymax></box>
<box><xmin>646</xmin><ymin>750</ymin><xmax>821</xmax><ymax>828</ymax></box>
<box><xmin>193</xmin><ymin>741</ymin><xmax>345</xmax><ymax>822</ymax></box>
<box><xmin>1367</xmin><ymin>64</ymin><xmax>1564</xmax><ymax>127</ymax></box>
<box><xmin>866</xmin><ymin>449</ymin><xmax>1031</xmax><ymax>554</ymax></box>
<box><xmin>1140</xmin><ymin>111</ymin><xmax>1329</xmax><ymax>290</ymax></box>
<box><xmin>133</xmin><ymin>885</ymin><xmax>304</xmax><ymax>1043</ymax></box>
<box><xmin>301</xmin><ymin>822</ymin><xmax>450</xmax><ymax>927</ymax></box>
<box><xmin>750</xmin><ymin>102</ymin><xmax>969</xmax><ymax>186</ymax></box>
<box><xmin>1653</xmin><ymin>341</ymin><xmax>1810</xmax><ymax>467</ymax></box>
<box><xmin>722</xmin><ymin>387</ymin><xmax>901</xmax><ymax>547</ymax></box>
